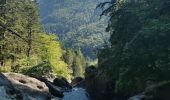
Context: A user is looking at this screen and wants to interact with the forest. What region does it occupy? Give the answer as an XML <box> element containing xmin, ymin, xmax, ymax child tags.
<box><xmin>38</xmin><ymin>0</ymin><xmax>110</xmax><ymax>59</ymax></box>
<box><xmin>0</xmin><ymin>0</ymin><xmax>170</xmax><ymax>100</ymax></box>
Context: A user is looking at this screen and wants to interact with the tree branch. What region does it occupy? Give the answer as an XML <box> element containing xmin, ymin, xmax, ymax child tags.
<box><xmin>0</xmin><ymin>21</ymin><xmax>27</xmax><ymax>42</ymax></box>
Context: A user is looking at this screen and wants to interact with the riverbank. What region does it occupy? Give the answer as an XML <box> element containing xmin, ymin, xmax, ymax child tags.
<box><xmin>0</xmin><ymin>72</ymin><xmax>90</xmax><ymax>100</ymax></box>
<box><xmin>1</xmin><ymin>72</ymin><xmax>170</xmax><ymax>100</ymax></box>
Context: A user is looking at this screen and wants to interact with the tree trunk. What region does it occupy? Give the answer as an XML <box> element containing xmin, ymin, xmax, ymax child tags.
<box><xmin>0</xmin><ymin>28</ymin><xmax>5</xmax><ymax>67</ymax></box>
<box><xmin>27</xmin><ymin>28</ymin><xmax>32</xmax><ymax>58</ymax></box>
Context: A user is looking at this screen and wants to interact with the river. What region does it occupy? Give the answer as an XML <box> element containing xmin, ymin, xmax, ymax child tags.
<box><xmin>63</xmin><ymin>88</ymin><xmax>89</xmax><ymax>100</ymax></box>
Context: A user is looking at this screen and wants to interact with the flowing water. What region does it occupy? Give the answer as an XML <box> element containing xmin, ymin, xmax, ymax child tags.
<box><xmin>63</xmin><ymin>88</ymin><xmax>89</xmax><ymax>100</ymax></box>
<box><xmin>128</xmin><ymin>94</ymin><xmax>144</xmax><ymax>100</ymax></box>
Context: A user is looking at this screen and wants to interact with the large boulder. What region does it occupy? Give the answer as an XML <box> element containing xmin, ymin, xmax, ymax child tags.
<box><xmin>0</xmin><ymin>86</ymin><xmax>21</xmax><ymax>100</ymax></box>
<box><xmin>53</xmin><ymin>77</ymin><xmax>72</xmax><ymax>89</ymax></box>
<box><xmin>0</xmin><ymin>73</ymin><xmax>51</xmax><ymax>100</ymax></box>
<box><xmin>43</xmin><ymin>80</ymin><xmax>64</xmax><ymax>98</ymax></box>
<box><xmin>37</xmin><ymin>77</ymin><xmax>72</xmax><ymax>98</ymax></box>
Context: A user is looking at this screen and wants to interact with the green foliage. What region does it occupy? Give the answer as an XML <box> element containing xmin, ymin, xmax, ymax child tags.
<box><xmin>40</xmin><ymin>33</ymin><xmax>72</xmax><ymax>79</ymax></box>
<box><xmin>72</xmin><ymin>49</ymin><xmax>86</xmax><ymax>77</ymax></box>
<box><xmin>86</xmin><ymin>58</ymin><xmax>98</xmax><ymax>67</ymax></box>
<box><xmin>23</xmin><ymin>61</ymin><xmax>53</xmax><ymax>78</ymax></box>
<box><xmin>0</xmin><ymin>0</ymin><xmax>72</xmax><ymax>80</ymax></box>
<box><xmin>98</xmin><ymin>0</ymin><xmax>170</xmax><ymax>96</ymax></box>
<box><xmin>39</xmin><ymin>0</ymin><xmax>109</xmax><ymax>59</ymax></box>
<box><xmin>63</xmin><ymin>48</ymin><xmax>86</xmax><ymax>77</ymax></box>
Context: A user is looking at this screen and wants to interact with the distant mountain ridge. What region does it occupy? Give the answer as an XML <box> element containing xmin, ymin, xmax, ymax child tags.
<box><xmin>38</xmin><ymin>0</ymin><xmax>110</xmax><ymax>59</ymax></box>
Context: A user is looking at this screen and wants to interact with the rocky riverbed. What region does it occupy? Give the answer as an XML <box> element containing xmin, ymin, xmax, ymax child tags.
<box><xmin>1</xmin><ymin>72</ymin><xmax>169</xmax><ymax>100</ymax></box>
<box><xmin>0</xmin><ymin>73</ymin><xmax>88</xmax><ymax>100</ymax></box>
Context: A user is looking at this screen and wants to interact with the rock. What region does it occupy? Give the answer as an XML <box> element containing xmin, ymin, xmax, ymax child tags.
<box><xmin>4</xmin><ymin>73</ymin><xmax>49</xmax><ymax>92</ymax></box>
<box><xmin>0</xmin><ymin>74</ymin><xmax>23</xmax><ymax>100</ymax></box>
<box><xmin>143</xmin><ymin>81</ymin><xmax>170</xmax><ymax>100</ymax></box>
<box><xmin>0</xmin><ymin>74</ymin><xmax>12</xmax><ymax>86</ymax></box>
<box><xmin>0</xmin><ymin>86</ymin><xmax>16</xmax><ymax>100</ymax></box>
<box><xmin>53</xmin><ymin>78</ymin><xmax>65</xmax><ymax>87</ymax></box>
<box><xmin>31</xmin><ymin>77</ymin><xmax>64</xmax><ymax>98</ymax></box>
<box><xmin>61</xmin><ymin>77</ymin><xmax>72</xmax><ymax>89</ymax></box>
<box><xmin>0</xmin><ymin>73</ymin><xmax>51</xmax><ymax>100</ymax></box>
<box><xmin>71</xmin><ymin>77</ymin><xmax>85</xmax><ymax>87</ymax></box>
<box><xmin>45</xmin><ymin>81</ymin><xmax>64</xmax><ymax>98</ymax></box>
<box><xmin>53</xmin><ymin>77</ymin><xmax>72</xmax><ymax>89</ymax></box>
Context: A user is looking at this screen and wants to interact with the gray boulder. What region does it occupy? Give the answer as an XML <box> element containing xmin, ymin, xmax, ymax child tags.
<box><xmin>0</xmin><ymin>86</ymin><xmax>16</xmax><ymax>100</ymax></box>
<box><xmin>0</xmin><ymin>73</ymin><xmax>51</xmax><ymax>100</ymax></box>
<box><xmin>37</xmin><ymin>77</ymin><xmax>64</xmax><ymax>98</ymax></box>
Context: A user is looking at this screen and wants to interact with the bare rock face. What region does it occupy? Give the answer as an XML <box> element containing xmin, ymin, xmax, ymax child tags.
<box><xmin>0</xmin><ymin>73</ymin><xmax>51</xmax><ymax>100</ymax></box>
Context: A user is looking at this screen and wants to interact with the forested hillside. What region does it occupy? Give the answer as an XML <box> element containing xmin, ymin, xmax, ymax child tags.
<box><xmin>86</xmin><ymin>0</ymin><xmax>170</xmax><ymax>100</ymax></box>
<box><xmin>0</xmin><ymin>0</ymin><xmax>71</xmax><ymax>80</ymax></box>
<box><xmin>38</xmin><ymin>0</ymin><xmax>110</xmax><ymax>59</ymax></box>
<box><xmin>0</xmin><ymin>0</ymin><xmax>94</xmax><ymax>81</ymax></box>
<box><xmin>1</xmin><ymin>0</ymin><xmax>170</xmax><ymax>100</ymax></box>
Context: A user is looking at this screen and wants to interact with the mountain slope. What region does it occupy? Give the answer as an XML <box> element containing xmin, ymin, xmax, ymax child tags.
<box><xmin>38</xmin><ymin>0</ymin><xmax>109</xmax><ymax>58</ymax></box>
